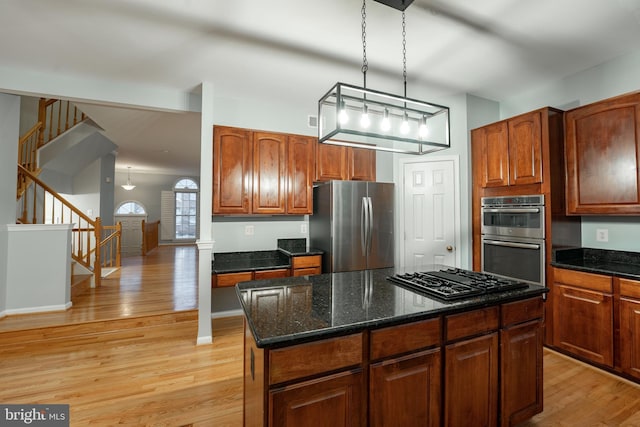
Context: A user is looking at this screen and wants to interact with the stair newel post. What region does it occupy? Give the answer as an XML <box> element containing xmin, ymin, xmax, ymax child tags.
<box><xmin>116</xmin><ymin>222</ymin><xmax>122</xmax><ymax>267</ymax></box>
<box><xmin>37</xmin><ymin>98</ymin><xmax>47</xmax><ymax>148</ymax></box>
<box><xmin>94</xmin><ymin>217</ymin><xmax>102</xmax><ymax>287</ymax></box>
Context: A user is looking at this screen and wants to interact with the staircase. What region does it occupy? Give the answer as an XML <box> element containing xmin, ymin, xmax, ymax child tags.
<box><xmin>16</xmin><ymin>98</ymin><xmax>121</xmax><ymax>287</ymax></box>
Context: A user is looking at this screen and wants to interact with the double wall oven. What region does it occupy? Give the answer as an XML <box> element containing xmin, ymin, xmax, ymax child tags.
<box><xmin>481</xmin><ymin>195</ymin><xmax>545</xmax><ymax>286</ymax></box>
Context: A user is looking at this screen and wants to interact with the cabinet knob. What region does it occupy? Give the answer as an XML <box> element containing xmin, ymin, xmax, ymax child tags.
<box><xmin>446</xmin><ymin>245</ymin><xmax>454</xmax><ymax>252</ymax></box>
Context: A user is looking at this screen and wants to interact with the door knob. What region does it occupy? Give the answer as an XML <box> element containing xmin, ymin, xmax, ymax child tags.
<box><xmin>446</xmin><ymin>245</ymin><xmax>453</xmax><ymax>252</ymax></box>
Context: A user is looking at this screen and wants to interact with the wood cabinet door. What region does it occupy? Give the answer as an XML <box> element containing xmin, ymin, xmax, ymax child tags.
<box><xmin>508</xmin><ymin>111</ymin><xmax>542</xmax><ymax>186</ymax></box>
<box><xmin>287</xmin><ymin>135</ymin><xmax>314</xmax><ymax>214</ymax></box>
<box><xmin>500</xmin><ymin>320</ymin><xmax>543</xmax><ymax>427</ymax></box>
<box><xmin>348</xmin><ymin>147</ymin><xmax>376</xmax><ymax>181</ymax></box>
<box><xmin>316</xmin><ymin>143</ymin><xmax>348</xmax><ymax>181</ymax></box>
<box><xmin>444</xmin><ymin>333</ymin><xmax>498</xmax><ymax>427</ymax></box>
<box><xmin>214</xmin><ymin>271</ymin><xmax>253</xmax><ymax>288</ymax></box>
<box><xmin>254</xmin><ymin>269</ymin><xmax>290</xmax><ymax>280</ymax></box>
<box><xmin>253</xmin><ymin>132</ymin><xmax>287</xmax><ymax>214</ymax></box>
<box><xmin>477</xmin><ymin>121</ymin><xmax>509</xmax><ymax>187</ymax></box>
<box><xmin>213</xmin><ymin>126</ymin><xmax>252</xmax><ymax>214</ymax></box>
<box><xmin>270</xmin><ymin>369</ymin><xmax>366</xmax><ymax>427</ymax></box>
<box><xmin>620</xmin><ymin>297</ymin><xmax>640</xmax><ymax>378</ymax></box>
<box><xmin>565</xmin><ymin>93</ymin><xmax>640</xmax><ymax>214</ymax></box>
<box><xmin>369</xmin><ymin>348</ymin><xmax>441</xmax><ymax>427</ymax></box>
<box><xmin>553</xmin><ymin>283</ymin><xmax>613</xmax><ymax>366</ymax></box>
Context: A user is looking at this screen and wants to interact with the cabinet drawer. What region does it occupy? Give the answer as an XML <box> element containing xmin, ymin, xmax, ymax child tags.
<box><xmin>215</xmin><ymin>271</ymin><xmax>253</xmax><ymax>288</ymax></box>
<box><xmin>445</xmin><ymin>307</ymin><xmax>499</xmax><ymax>342</ymax></box>
<box><xmin>370</xmin><ymin>318</ymin><xmax>441</xmax><ymax>360</ymax></box>
<box><xmin>292</xmin><ymin>267</ymin><xmax>321</xmax><ymax>277</ymax></box>
<box><xmin>501</xmin><ymin>297</ymin><xmax>543</xmax><ymax>327</ymax></box>
<box><xmin>292</xmin><ymin>255</ymin><xmax>322</xmax><ymax>269</ymax></box>
<box><xmin>619</xmin><ymin>277</ymin><xmax>640</xmax><ymax>299</ymax></box>
<box><xmin>254</xmin><ymin>269</ymin><xmax>290</xmax><ymax>280</ymax></box>
<box><xmin>553</xmin><ymin>267</ymin><xmax>612</xmax><ymax>293</ymax></box>
<box><xmin>269</xmin><ymin>333</ymin><xmax>363</xmax><ymax>385</ymax></box>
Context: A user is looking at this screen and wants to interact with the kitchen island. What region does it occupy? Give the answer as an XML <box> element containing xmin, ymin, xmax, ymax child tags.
<box><xmin>236</xmin><ymin>266</ymin><xmax>547</xmax><ymax>427</ymax></box>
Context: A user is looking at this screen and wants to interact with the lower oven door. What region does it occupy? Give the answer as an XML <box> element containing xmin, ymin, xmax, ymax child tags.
<box><xmin>481</xmin><ymin>235</ymin><xmax>545</xmax><ymax>286</ymax></box>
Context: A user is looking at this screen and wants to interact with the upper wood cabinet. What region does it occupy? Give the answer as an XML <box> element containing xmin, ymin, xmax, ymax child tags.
<box><xmin>213</xmin><ymin>126</ymin><xmax>314</xmax><ymax>215</ymax></box>
<box><xmin>473</xmin><ymin>111</ymin><xmax>542</xmax><ymax>188</ymax></box>
<box><xmin>213</xmin><ymin>127</ymin><xmax>252</xmax><ymax>214</ymax></box>
<box><xmin>564</xmin><ymin>91</ymin><xmax>640</xmax><ymax>214</ymax></box>
<box><xmin>315</xmin><ymin>143</ymin><xmax>376</xmax><ymax>182</ymax></box>
<box><xmin>286</xmin><ymin>135</ymin><xmax>315</xmax><ymax>214</ymax></box>
<box><xmin>252</xmin><ymin>132</ymin><xmax>287</xmax><ymax>214</ymax></box>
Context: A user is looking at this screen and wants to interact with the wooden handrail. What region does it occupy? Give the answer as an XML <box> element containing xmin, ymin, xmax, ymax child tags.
<box><xmin>37</xmin><ymin>98</ymin><xmax>87</xmax><ymax>148</ymax></box>
<box><xmin>17</xmin><ymin>164</ymin><xmax>106</xmax><ymax>286</ymax></box>
<box><xmin>142</xmin><ymin>220</ymin><xmax>160</xmax><ymax>256</ymax></box>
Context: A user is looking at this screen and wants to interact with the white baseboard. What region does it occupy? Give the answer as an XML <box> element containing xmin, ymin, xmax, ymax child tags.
<box><xmin>211</xmin><ymin>309</ymin><xmax>243</xmax><ymax>319</ymax></box>
<box><xmin>3</xmin><ymin>302</ymin><xmax>72</xmax><ymax>316</ymax></box>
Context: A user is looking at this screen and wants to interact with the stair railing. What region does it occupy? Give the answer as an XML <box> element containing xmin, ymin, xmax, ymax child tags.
<box><xmin>16</xmin><ymin>165</ymin><xmax>120</xmax><ymax>286</ymax></box>
<box><xmin>38</xmin><ymin>98</ymin><xmax>87</xmax><ymax>148</ymax></box>
<box><xmin>142</xmin><ymin>220</ymin><xmax>160</xmax><ymax>256</ymax></box>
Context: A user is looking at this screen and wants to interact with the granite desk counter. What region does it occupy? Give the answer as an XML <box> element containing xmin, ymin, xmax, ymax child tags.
<box><xmin>237</xmin><ymin>265</ymin><xmax>547</xmax><ymax>427</ymax></box>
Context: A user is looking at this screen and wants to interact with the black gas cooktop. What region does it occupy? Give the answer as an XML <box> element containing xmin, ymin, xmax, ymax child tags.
<box><xmin>387</xmin><ymin>268</ymin><xmax>529</xmax><ymax>301</ymax></box>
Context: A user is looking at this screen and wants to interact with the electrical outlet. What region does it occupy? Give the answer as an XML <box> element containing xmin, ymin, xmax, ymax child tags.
<box><xmin>596</xmin><ymin>228</ymin><xmax>608</xmax><ymax>242</ymax></box>
<box><xmin>244</xmin><ymin>225</ymin><xmax>254</xmax><ymax>236</ymax></box>
<box><xmin>301</xmin><ymin>223</ymin><xmax>308</xmax><ymax>234</ymax></box>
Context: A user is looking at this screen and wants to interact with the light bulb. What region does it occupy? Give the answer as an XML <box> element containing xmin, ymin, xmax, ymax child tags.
<box><xmin>400</xmin><ymin>113</ymin><xmax>410</xmax><ymax>135</ymax></box>
<box><xmin>338</xmin><ymin>101</ymin><xmax>349</xmax><ymax>125</ymax></box>
<box><xmin>380</xmin><ymin>109</ymin><xmax>391</xmax><ymax>132</ymax></box>
<box><xmin>419</xmin><ymin>116</ymin><xmax>429</xmax><ymax>139</ymax></box>
<box><xmin>360</xmin><ymin>105</ymin><xmax>370</xmax><ymax>128</ymax></box>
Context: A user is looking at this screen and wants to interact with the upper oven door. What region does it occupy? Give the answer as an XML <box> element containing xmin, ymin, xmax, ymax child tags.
<box><xmin>481</xmin><ymin>206</ymin><xmax>544</xmax><ymax>239</ymax></box>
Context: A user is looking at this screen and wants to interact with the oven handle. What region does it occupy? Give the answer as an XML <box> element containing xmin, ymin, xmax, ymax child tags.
<box><xmin>483</xmin><ymin>239</ymin><xmax>541</xmax><ymax>250</ymax></box>
<box><xmin>482</xmin><ymin>208</ymin><xmax>540</xmax><ymax>214</ymax></box>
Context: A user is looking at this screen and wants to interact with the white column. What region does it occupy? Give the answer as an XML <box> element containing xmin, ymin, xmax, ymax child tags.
<box><xmin>196</xmin><ymin>82</ymin><xmax>214</xmax><ymax>345</ymax></box>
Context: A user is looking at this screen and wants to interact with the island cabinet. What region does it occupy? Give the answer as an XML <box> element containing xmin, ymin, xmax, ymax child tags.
<box><xmin>315</xmin><ymin>142</ymin><xmax>376</xmax><ymax>182</ymax></box>
<box><xmin>213</xmin><ymin>126</ymin><xmax>314</xmax><ymax>215</ymax></box>
<box><xmin>369</xmin><ymin>318</ymin><xmax>442</xmax><ymax>427</ymax></box>
<box><xmin>564</xmin><ymin>91</ymin><xmax>640</xmax><ymax>215</ymax></box>
<box><xmin>472</xmin><ymin>110</ymin><xmax>542</xmax><ymax>188</ymax></box>
<box><xmin>500</xmin><ymin>297</ymin><xmax>544</xmax><ymax>427</ymax></box>
<box><xmin>551</xmin><ymin>267</ymin><xmax>614</xmax><ymax>367</ymax></box>
<box><xmin>444</xmin><ymin>307</ymin><xmax>499</xmax><ymax>427</ymax></box>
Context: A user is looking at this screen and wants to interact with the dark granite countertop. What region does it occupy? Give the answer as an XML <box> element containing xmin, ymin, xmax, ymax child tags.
<box><xmin>276</xmin><ymin>238</ymin><xmax>324</xmax><ymax>257</ymax></box>
<box><xmin>552</xmin><ymin>248</ymin><xmax>640</xmax><ymax>280</ymax></box>
<box><xmin>236</xmin><ymin>265</ymin><xmax>548</xmax><ymax>349</ymax></box>
<box><xmin>212</xmin><ymin>250</ymin><xmax>291</xmax><ymax>273</ymax></box>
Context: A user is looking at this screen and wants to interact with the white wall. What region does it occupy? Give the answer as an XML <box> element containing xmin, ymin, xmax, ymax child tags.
<box><xmin>498</xmin><ymin>49</ymin><xmax>640</xmax><ymax>252</ymax></box>
<box><xmin>0</xmin><ymin>93</ymin><xmax>20</xmax><ymax>317</ymax></box>
<box><xmin>64</xmin><ymin>158</ymin><xmax>102</xmax><ymax>220</ymax></box>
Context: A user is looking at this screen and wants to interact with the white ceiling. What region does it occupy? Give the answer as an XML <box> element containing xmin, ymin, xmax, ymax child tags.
<box><xmin>3</xmin><ymin>0</ymin><xmax>640</xmax><ymax>176</ymax></box>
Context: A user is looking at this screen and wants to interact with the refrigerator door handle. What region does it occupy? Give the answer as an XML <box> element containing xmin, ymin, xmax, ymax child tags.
<box><xmin>367</xmin><ymin>196</ymin><xmax>374</xmax><ymax>255</ymax></box>
<box><xmin>361</xmin><ymin>196</ymin><xmax>368</xmax><ymax>254</ymax></box>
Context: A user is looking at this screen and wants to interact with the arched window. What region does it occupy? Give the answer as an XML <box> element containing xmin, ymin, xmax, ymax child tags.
<box><xmin>174</xmin><ymin>178</ymin><xmax>199</xmax><ymax>240</ymax></box>
<box><xmin>115</xmin><ymin>201</ymin><xmax>147</xmax><ymax>215</ymax></box>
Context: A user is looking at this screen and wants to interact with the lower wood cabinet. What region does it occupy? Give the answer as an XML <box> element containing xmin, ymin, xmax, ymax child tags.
<box><xmin>270</xmin><ymin>370</ymin><xmax>365</xmax><ymax>427</ymax></box>
<box><xmin>619</xmin><ymin>277</ymin><xmax>640</xmax><ymax>379</ymax></box>
<box><xmin>212</xmin><ymin>268</ymin><xmax>290</xmax><ymax>288</ymax></box>
<box><xmin>551</xmin><ymin>268</ymin><xmax>614</xmax><ymax>367</ymax></box>
<box><xmin>369</xmin><ymin>349</ymin><xmax>440</xmax><ymax>427</ymax></box>
<box><xmin>291</xmin><ymin>255</ymin><xmax>322</xmax><ymax>277</ymax></box>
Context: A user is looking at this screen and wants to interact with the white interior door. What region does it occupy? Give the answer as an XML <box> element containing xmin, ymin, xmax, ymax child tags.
<box><xmin>400</xmin><ymin>157</ymin><xmax>459</xmax><ymax>269</ymax></box>
<box><xmin>115</xmin><ymin>214</ymin><xmax>147</xmax><ymax>256</ymax></box>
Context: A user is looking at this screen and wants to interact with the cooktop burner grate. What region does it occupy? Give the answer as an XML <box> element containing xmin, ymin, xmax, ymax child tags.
<box><xmin>387</xmin><ymin>268</ymin><xmax>529</xmax><ymax>301</ymax></box>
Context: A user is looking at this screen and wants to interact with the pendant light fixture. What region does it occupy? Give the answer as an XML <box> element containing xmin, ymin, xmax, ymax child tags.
<box><xmin>121</xmin><ymin>167</ymin><xmax>136</xmax><ymax>191</ymax></box>
<box><xmin>318</xmin><ymin>0</ymin><xmax>450</xmax><ymax>155</ymax></box>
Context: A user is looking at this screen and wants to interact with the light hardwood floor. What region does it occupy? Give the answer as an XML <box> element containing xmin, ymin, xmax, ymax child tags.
<box><xmin>1</xmin><ymin>245</ymin><xmax>640</xmax><ymax>426</ymax></box>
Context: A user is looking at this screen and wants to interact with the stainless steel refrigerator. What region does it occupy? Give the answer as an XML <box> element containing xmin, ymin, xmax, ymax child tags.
<box><xmin>310</xmin><ymin>181</ymin><xmax>395</xmax><ymax>273</ymax></box>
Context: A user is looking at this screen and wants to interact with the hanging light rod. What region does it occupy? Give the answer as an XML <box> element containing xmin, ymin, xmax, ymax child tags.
<box><xmin>373</xmin><ymin>0</ymin><xmax>414</xmax><ymax>11</ymax></box>
<box><xmin>317</xmin><ymin>0</ymin><xmax>450</xmax><ymax>155</ymax></box>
